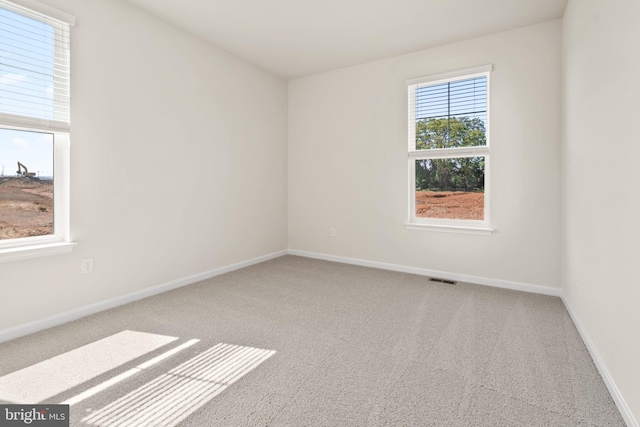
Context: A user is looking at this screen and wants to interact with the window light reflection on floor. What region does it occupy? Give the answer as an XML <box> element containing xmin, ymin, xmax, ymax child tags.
<box><xmin>62</xmin><ymin>339</ymin><xmax>200</xmax><ymax>406</ymax></box>
<box><xmin>81</xmin><ymin>343</ymin><xmax>276</xmax><ymax>427</ymax></box>
<box><xmin>0</xmin><ymin>330</ymin><xmax>178</xmax><ymax>404</ymax></box>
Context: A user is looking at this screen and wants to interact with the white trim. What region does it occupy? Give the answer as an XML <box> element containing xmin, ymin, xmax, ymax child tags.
<box><xmin>408</xmin><ymin>85</ymin><xmax>416</xmax><ymax>151</ymax></box>
<box><xmin>54</xmin><ymin>132</ymin><xmax>71</xmax><ymax>242</ymax></box>
<box><xmin>3</xmin><ymin>0</ymin><xmax>75</xmax><ymax>25</ymax></box>
<box><xmin>404</xmin><ymin>223</ymin><xmax>494</xmax><ymax>235</ymax></box>
<box><xmin>406</xmin><ymin>64</ymin><xmax>493</xmax><ymax>86</ymax></box>
<box><xmin>0</xmin><ymin>241</ymin><xmax>75</xmax><ymax>263</ymax></box>
<box><xmin>0</xmin><ymin>113</ymin><xmax>70</xmax><ymax>134</ymax></box>
<box><xmin>561</xmin><ymin>294</ymin><xmax>638</xmax><ymax>427</ymax></box>
<box><xmin>0</xmin><ymin>250</ymin><xmax>288</xmax><ymax>343</ymax></box>
<box><xmin>409</xmin><ymin>146</ymin><xmax>489</xmax><ymax>159</ymax></box>
<box><xmin>288</xmin><ymin>249</ymin><xmax>560</xmax><ymax>297</ymax></box>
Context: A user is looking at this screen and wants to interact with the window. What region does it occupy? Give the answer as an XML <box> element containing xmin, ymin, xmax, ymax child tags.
<box><xmin>0</xmin><ymin>0</ymin><xmax>74</xmax><ymax>261</ymax></box>
<box><xmin>406</xmin><ymin>65</ymin><xmax>493</xmax><ymax>234</ymax></box>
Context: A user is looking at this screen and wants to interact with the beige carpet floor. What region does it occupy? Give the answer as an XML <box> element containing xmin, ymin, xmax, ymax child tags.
<box><xmin>0</xmin><ymin>255</ymin><xmax>625</xmax><ymax>426</ymax></box>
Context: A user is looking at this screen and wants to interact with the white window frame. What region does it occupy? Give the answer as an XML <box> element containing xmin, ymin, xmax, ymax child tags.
<box><xmin>0</xmin><ymin>0</ymin><xmax>75</xmax><ymax>262</ymax></box>
<box><xmin>405</xmin><ymin>65</ymin><xmax>494</xmax><ymax>235</ymax></box>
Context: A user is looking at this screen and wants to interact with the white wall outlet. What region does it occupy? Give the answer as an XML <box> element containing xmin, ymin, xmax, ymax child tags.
<box><xmin>81</xmin><ymin>258</ymin><xmax>94</xmax><ymax>274</ymax></box>
<box><xmin>329</xmin><ymin>227</ymin><xmax>336</xmax><ymax>237</ymax></box>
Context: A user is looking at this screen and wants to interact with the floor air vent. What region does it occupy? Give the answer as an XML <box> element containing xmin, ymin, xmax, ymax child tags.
<box><xmin>429</xmin><ymin>277</ymin><xmax>457</xmax><ymax>285</ymax></box>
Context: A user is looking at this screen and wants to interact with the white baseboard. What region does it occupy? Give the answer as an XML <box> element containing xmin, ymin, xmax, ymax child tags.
<box><xmin>0</xmin><ymin>250</ymin><xmax>288</xmax><ymax>344</ymax></box>
<box><xmin>0</xmin><ymin>248</ymin><xmax>562</xmax><ymax>343</ymax></box>
<box><xmin>288</xmin><ymin>249</ymin><xmax>561</xmax><ymax>297</ymax></box>
<box><xmin>561</xmin><ymin>294</ymin><xmax>638</xmax><ymax>427</ymax></box>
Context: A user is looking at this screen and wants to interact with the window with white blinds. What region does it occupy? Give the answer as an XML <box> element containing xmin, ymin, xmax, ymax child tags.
<box><xmin>0</xmin><ymin>0</ymin><xmax>72</xmax><ymax>132</ymax></box>
<box><xmin>406</xmin><ymin>66</ymin><xmax>493</xmax><ymax>233</ymax></box>
<box><xmin>0</xmin><ymin>0</ymin><xmax>75</xmax><ymax>259</ymax></box>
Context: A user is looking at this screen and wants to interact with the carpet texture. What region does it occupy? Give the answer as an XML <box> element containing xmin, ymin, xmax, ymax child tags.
<box><xmin>0</xmin><ymin>255</ymin><xmax>625</xmax><ymax>426</ymax></box>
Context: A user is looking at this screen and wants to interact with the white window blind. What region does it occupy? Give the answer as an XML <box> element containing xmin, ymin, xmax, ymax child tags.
<box><xmin>0</xmin><ymin>0</ymin><xmax>71</xmax><ymax>132</ymax></box>
<box><xmin>415</xmin><ymin>76</ymin><xmax>487</xmax><ymax>133</ymax></box>
<box><xmin>407</xmin><ymin>65</ymin><xmax>491</xmax><ymax>151</ymax></box>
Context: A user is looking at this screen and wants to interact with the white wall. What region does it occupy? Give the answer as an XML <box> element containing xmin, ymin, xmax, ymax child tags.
<box><xmin>0</xmin><ymin>0</ymin><xmax>288</xmax><ymax>331</ymax></box>
<box><xmin>288</xmin><ymin>21</ymin><xmax>562</xmax><ymax>289</ymax></box>
<box><xmin>0</xmin><ymin>1</ymin><xmax>636</xmax><ymax>420</ymax></box>
<box><xmin>563</xmin><ymin>0</ymin><xmax>640</xmax><ymax>423</ymax></box>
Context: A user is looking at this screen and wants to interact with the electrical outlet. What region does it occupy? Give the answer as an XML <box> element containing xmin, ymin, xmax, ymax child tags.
<box><xmin>329</xmin><ymin>227</ymin><xmax>336</xmax><ymax>237</ymax></box>
<box><xmin>81</xmin><ymin>258</ymin><xmax>94</xmax><ymax>274</ymax></box>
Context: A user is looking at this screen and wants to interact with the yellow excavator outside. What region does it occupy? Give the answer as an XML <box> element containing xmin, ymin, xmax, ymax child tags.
<box><xmin>16</xmin><ymin>162</ymin><xmax>36</xmax><ymax>177</ymax></box>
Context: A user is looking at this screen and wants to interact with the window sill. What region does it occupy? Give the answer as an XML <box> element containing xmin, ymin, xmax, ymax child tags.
<box><xmin>404</xmin><ymin>223</ymin><xmax>494</xmax><ymax>235</ymax></box>
<box><xmin>0</xmin><ymin>241</ymin><xmax>76</xmax><ymax>263</ymax></box>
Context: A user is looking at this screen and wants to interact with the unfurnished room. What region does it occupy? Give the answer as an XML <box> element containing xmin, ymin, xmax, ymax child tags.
<box><xmin>0</xmin><ymin>0</ymin><xmax>638</xmax><ymax>426</ymax></box>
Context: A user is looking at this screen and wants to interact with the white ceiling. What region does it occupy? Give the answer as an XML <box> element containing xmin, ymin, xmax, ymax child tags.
<box><xmin>123</xmin><ymin>0</ymin><xmax>568</xmax><ymax>79</ymax></box>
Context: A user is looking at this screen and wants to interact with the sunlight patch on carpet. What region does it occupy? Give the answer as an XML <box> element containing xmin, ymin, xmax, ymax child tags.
<box><xmin>0</xmin><ymin>331</ymin><xmax>177</xmax><ymax>403</ymax></box>
<box><xmin>82</xmin><ymin>343</ymin><xmax>276</xmax><ymax>427</ymax></box>
<box><xmin>62</xmin><ymin>339</ymin><xmax>200</xmax><ymax>406</ymax></box>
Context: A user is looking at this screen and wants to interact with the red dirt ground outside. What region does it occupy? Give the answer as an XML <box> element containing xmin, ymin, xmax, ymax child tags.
<box><xmin>416</xmin><ymin>190</ymin><xmax>484</xmax><ymax>220</ymax></box>
<box><xmin>0</xmin><ymin>177</ymin><xmax>53</xmax><ymax>240</ymax></box>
